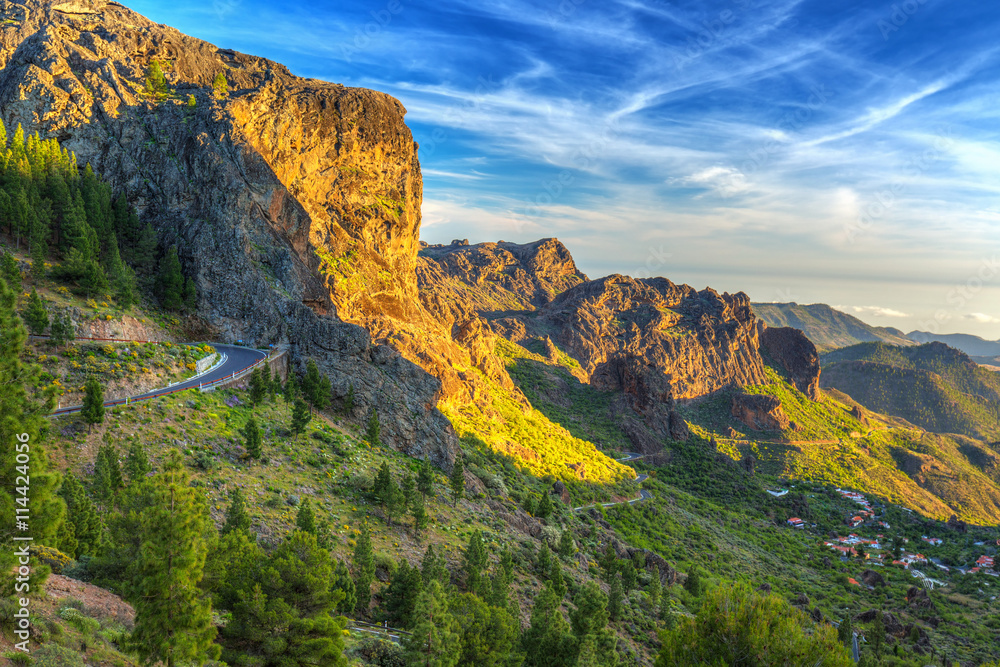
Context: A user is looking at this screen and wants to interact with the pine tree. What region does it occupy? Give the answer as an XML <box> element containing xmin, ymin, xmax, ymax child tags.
<box><xmin>549</xmin><ymin>560</ymin><xmax>567</xmax><ymax>601</ymax></box>
<box><xmin>463</xmin><ymin>529</ymin><xmax>488</xmax><ymax>597</ymax></box>
<box><xmin>870</xmin><ymin>610</ymin><xmax>885</xmax><ymax>662</ymax></box>
<box><xmin>261</xmin><ymin>364</ymin><xmax>274</xmax><ymax>400</ymax></box>
<box><xmin>284</xmin><ymin>372</ymin><xmax>300</xmax><ymax>402</ymax></box>
<box><xmin>23</xmin><ymin>288</ymin><xmax>48</xmax><ymax>334</ymax></box>
<box><xmin>384</xmin><ymin>558</ymin><xmax>424</xmax><ymax>628</ymax></box>
<box><xmin>92</xmin><ymin>442</ymin><xmax>123</xmax><ymax>506</ymax></box>
<box><xmin>353</xmin><ymin>524</ymin><xmax>375</xmax><ymax>614</ymax></box>
<box><xmin>647</xmin><ymin>571</ymin><xmax>662</xmax><ymax>613</ymax></box>
<box><xmin>59</xmin><ymin>472</ymin><xmax>103</xmax><ymax>558</ymax></box>
<box><xmin>569</xmin><ymin>581</ymin><xmax>617</xmax><ymax>665</ymax></box>
<box><xmin>421</xmin><ymin>544</ymin><xmax>449</xmax><ymax>588</ymax></box>
<box><xmin>343</xmin><ymin>382</ymin><xmax>355</xmax><ymax>416</ymax></box>
<box><xmin>537</xmin><ymin>541</ymin><xmax>552</xmax><ymax>578</ymax></box>
<box><xmin>487</xmin><ymin>550</ymin><xmax>514</xmax><ymax>611</ymax></box>
<box><xmin>684</xmin><ymin>566</ymin><xmax>702</xmax><ymax>598</ymax></box>
<box><xmin>124</xmin><ymin>439</ymin><xmax>152</xmax><ymax>484</ymax></box>
<box><xmin>536</xmin><ymin>491</ymin><xmax>553</xmax><ymax>520</ymax></box>
<box><xmin>291</xmin><ymin>398</ymin><xmax>311</xmax><ymax>438</ymax></box>
<box><xmin>400</xmin><ymin>472</ymin><xmax>416</xmax><ymax>511</ymax></box>
<box><xmin>222</xmin><ymin>487</ymin><xmax>252</xmax><ymax>535</ymax></box>
<box><xmin>132</xmin><ymin>450</ymin><xmax>220</xmax><ymax>666</ymax></box>
<box><xmin>621</xmin><ymin>560</ymin><xmax>637</xmax><ymax>593</ymax></box>
<box><xmin>213</xmin><ymin>71</ymin><xmax>228</xmax><ymax>97</ymax></box>
<box><xmin>366</xmin><ymin>408</ymin><xmax>381</xmax><ymax>446</ymax></box>
<box><xmin>382</xmin><ymin>476</ymin><xmax>404</xmax><ymax>527</ymax></box>
<box><xmin>837</xmin><ymin>612</ymin><xmax>853</xmax><ymax>648</ymax></box>
<box><xmin>182</xmin><ymin>276</ymin><xmax>197</xmax><ymax>312</ymax></box>
<box><xmin>302</xmin><ymin>359</ymin><xmax>321</xmax><ymax>412</ymax></box>
<box><xmin>144</xmin><ymin>60</ymin><xmax>169</xmax><ymax>97</ymax></box>
<box><xmin>404</xmin><ymin>579</ymin><xmax>461</xmax><ymax>667</ymax></box>
<box><xmin>81</xmin><ymin>377</ymin><xmax>105</xmax><ymax>433</ymax></box>
<box><xmin>451</xmin><ymin>593</ymin><xmax>519</xmax><ymax>667</ymax></box>
<box><xmin>1</xmin><ymin>252</ymin><xmax>20</xmax><ymax>288</ymax></box>
<box><xmin>598</xmin><ymin>543</ymin><xmax>618</xmax><ymax>582</ymax></box>
<box><xmin>296</xmin><ymin>498</ymin><xmax>317</xmax><ymax>534</ymax></box>
<box><xmin>607</xmin><ymin>575</ymin><xmax>623</xmax><ymax>623</ymax></box>
<box><xmin>332</xmin><ymin>558</ymin><xmax>357</xmax><ymax>615</ymax></box>
<box><xmin>411</xmin><ymin>491</ymin><xmax>429</xmax><ymax>539</ymax></box>
<box><xmin>243</xmin><ymin>415</ymin><xmax>263</xmax><ymax>460</ymax></box>
<box><xmin>449</xmin><ymin>457</ymin><xmax>465</xmax><ymax>506</ymax></box>
<box><xmin>417</xmin><ymin>457</ymin><xmax>435</xmax><ymax>498</ymax></box>
<box><xmin>49</xmin><ymin>312</ymin><xmax>75</xmax><ymax>346</ymax></box>
<box><xmin>521</xmin><ymin>582</ymin><xmax>573</xmax><ymax>667</ymax></box>
<box><xmin>558</xmin><ymin>528</ymin><xmax>575</xmax><ymax>558</ymax></box>
<box><xmin>158</xmin><ymin>245</ymin><xmax>184</xmax><ymax>310</ymax></box>
<box><xmin>248</xmin><ymin>367</ymin><xmax>267</xmax><ymax>406</ymax></box>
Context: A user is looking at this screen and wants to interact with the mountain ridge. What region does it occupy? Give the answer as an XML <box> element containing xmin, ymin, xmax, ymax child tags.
<box><xmin>753</xmin><ymin>302</ymin><xmax>916</xmax><ymax>351</ymax></box>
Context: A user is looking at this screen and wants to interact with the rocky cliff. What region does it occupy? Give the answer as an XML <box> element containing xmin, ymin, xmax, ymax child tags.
<box><xmin>0</xmin><ymin>0</ymin><xmax>456</xmax><ymax>465</ymax></box>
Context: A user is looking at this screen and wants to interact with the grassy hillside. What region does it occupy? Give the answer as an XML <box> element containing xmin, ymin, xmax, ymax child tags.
<box><xmin>821</xmin><ymin>342</ymin><xmax>1000</xmax><ymax>441</ymax></box>
<box><xmin>753</xmin><ymin>302</ymin><xmax>915</xmax><ymax>352</ymax></box>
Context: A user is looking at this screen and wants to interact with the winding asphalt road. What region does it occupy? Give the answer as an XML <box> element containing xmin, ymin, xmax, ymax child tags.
<box><xmin>52</xmin><ymin>343</ymin><xmax>267</xmax><ymax>417</ymax></box>
<box><xmin>573</xmin><ymin>452</ymin><xmax>651</xmax><ymax>512</ymax></box>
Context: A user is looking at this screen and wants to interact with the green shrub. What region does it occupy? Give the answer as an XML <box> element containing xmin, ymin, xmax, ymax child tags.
<box><xmin>59</xmin><ymin>607</ymin><xmax>100</xmax><ymax>634</ymax></box>
<box><xmin>29</xmin><ymin>644</ymin><xmax>86</xmax><ymax>667</ymax></box>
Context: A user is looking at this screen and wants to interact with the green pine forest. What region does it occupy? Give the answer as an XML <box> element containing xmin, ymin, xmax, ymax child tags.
<box><xmin>1</xmin><ymin>133</ymin><xmax>999</xmax><ymax>667</ymax></box>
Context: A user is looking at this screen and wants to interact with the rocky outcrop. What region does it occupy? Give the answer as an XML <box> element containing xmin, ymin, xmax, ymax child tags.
<box><xmin>731</xmin><ymin>394</ymin><xmax>790</xmax><ymax>431</ymax></box>
<box><xmin>760</xmin><ymin>326</ymin><xmax>820</xmax><ymax>399</ymax></box>
<box><xmin>0</xmin><ymin>0</ymin><xmax>456</xmax><ymax>466</ymax></box>
<box><xmin>860</xmin><ymin>569</ymin><xmax>886</xmax><ymax>588</ymax></box>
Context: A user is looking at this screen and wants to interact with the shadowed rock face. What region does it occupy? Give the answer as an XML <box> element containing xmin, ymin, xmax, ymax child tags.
<box><xmin>0</xmin><ymin>0</ymin><xmax>455</xmax><ymax>466</ymax></box>
<box><xmin>760</xmin><ymin>326</ymin><xmax>821</xmax><ymax>399</ymax></box>
<box><xmin>731</xmin><ymin>394</ymin><xmax>790</xmax><ymax>431</ymax></box>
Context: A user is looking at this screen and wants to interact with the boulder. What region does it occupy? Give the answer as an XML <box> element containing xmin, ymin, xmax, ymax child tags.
<box><xmin>860</xmin><ymin>569</ymin><xmax>886</xmax><ymax>588</ymax></box>
<box><xmin>731</xmin><ymin>394</ymin><xmax>790</xmax><ymax>431</ymax></box>
<box><xmin>755</xmin><ymin>582</ymin><xmax>772</xmax><ymax>594</ymax></box>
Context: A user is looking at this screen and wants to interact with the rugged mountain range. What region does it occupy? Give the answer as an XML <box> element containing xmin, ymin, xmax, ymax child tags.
<box><xmin>821</xmin><ymin>342</ymin><xmax>1000</xmax><ymax>441</ymax></box>
<box><xmin>0</xmin><ymin>0</ymin><xmax>827</xmax><ymax>475</ymax></box>
<box><xmin>908</xmin><ymin>331</ymin><xmax>1000</xmax><ymax>367</ymax></box>
<box><xmin>753</xmin><ymin>302</ymin><xmax>916</xmax><ymax>351</ymax></box>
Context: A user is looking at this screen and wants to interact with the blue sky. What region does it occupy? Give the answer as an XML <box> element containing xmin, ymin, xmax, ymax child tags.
<box><xmin>129</xmin><ymin>0</ymin><xmax>1000</xmax><ymax>339</ymax></box>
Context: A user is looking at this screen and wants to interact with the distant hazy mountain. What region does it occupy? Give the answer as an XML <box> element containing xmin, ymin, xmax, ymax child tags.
<box><xmin>908</xmin><ymin>331</ymin><xmax>1000</xmax><ymax>357</ymax></box>
<box><xmin>752</xmin><ymin>302</ymin><xmax>915</xmax><ymax>351</ymax></box>
<box><xmin>821</xmin><ymin>342</ymin><xmax>1000</xmax><ymax>441</ymax></box>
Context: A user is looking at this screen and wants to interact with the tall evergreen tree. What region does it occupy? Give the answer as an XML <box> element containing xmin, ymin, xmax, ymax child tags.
<box><xmin>537</xmin><ymin>541</ymin><xmax>552</xmax><ymax>578</ymax></box>
<box><xmin>296</xmin><ymin>498</ymin><xmax>317</xmax><ymax>534</ymax></box>
<box><xmin>222</xmin><ymin>487</ymin><xmax>252</xmax><ymax>535</ymax></box>
<box><xmin>411</xmin><ymin>491</ymin><xmax>428</xmax><ymax>540</ymax></box>
<box><xmin>382</xmin><ymin>475</ymin><xmax>404</xmax><ymax>527</ymax></box>
<box><xmin>384</xmin><ymin>558</ymin><xmax>423</xmax><ymax>629</ymax></box>
<box><xmin>248</xmin><ymin>367</ymin><xmax>267</xmax><ymax>406</ymax></box>
<box><xmin>92</xmin><ymin>442</ymin><xmax>123</xmax><ymax>506</ymax></box>
<box><xmin>536</xmin><ymin>491</ymin><xmax>553</xmax><ymax>520</ymax></box>
<box><xmin>81</xmin><ymin>377</ymin><xmax>105</xmax><ymax>433</ymax></box>
<box><xmin>0</xmin><ymin>252</ymin><xmax>20</xmax><ymax>288</ymax></box>
<box><xmin>487</xmin><ymin>549</ymin><xmax>515</xmax><ymax>612</ymax></box>
<box><xmin>463</xmin><ymin>529</ymin><xmax>489</xmax><ymax>597</ymax></box>
<box><xmin>451</xmin><ymin>593</ymin><xmax>519</xmax><ymax>667</ymax></box>
<box><xmin>332</xmin><ymin>558</ymin><xmax>357</xmax><ymax>615</ymax></box>
<box><xmin>124</xmin><ymin>439</ymin><xmax>152</xmax><ymax>484</ymax></box>
<box><xmin>558</xmin><ymin>529</ymin><xmax>575</xmax><ymax>559</ymax></box>
<box><xmin>49</xmin><ymin>312</ymin><xmax>75</xmax><ymax>346</ymax></box>
<box><xmin>132</xmin><ymin>450</ymin><xmax>220</xmax><ymax>666</ymax></box>
<box><xmin>403</xmin><ymin>579</ymin><xmax>461</xmax><ymax>667</ymax></box>
<box><xmin>343</xmin><ymin>382</ymin><xmax>355</xmax><ymax>416</ymax></box>
<box><xmin>549</xmin><ymin>560</ymin><xmax>567</xmax><ymax>601</ymax></box>
<box><xmin>421</xmin><ymin>544</ymin><xmax>449</xmax><ymax>588</ymax></box>
<box><xmin>182</xmin><ymin>276</ymin><xmax>197</xmax><ymax>312</ymax></box>
<box><xmin>570</xmin><ymin>581</ymin><xmax>617</xmax><ymax>665</ymax></box>
<box><xmin>647</xmin><ymin>572</ymin><xmax>662</xmax><ymax>614</ymax></box>
<box><xmin>522</xmin><ymin>582</ymin><xmax>573</xmax><ymax>667</ymax></box>
<box><xmin>366</xmin><ymin>407</ymin><xmax>381</xmax><ymax>446</ymax></box>
<box><xmin>291</xmin><ymin>398</ymin><xmax>311</xmax><ymax>438</ymax></box>
<box><xmin>59</xmin><ymin>472</ymin><xmax>103</xmax><ymax>558</ymax></box>
<box><xmin>401</xmin><ymin>472</ymin><xmax>416</xmax><ymax>511</ymax></box>
<box><xmin>302</xmin><ymin>359</ymin><xmax>321</xmax><ymax>412</ymax></box>
<box><xmin>353</xmin><ymin>524</ymin><xmax>375</xmax><ymax>614</ymax></box>
<box><xmin>243</xmin><ymin>415</ymin><xmax>263</xmax><ymax>460</ymax></box>
<box><xmin>23</xmin><ymin>288</ymin><xmax>48</xmax><ymax>334</ymax></box>
<box><xmin>417</xmin><ymin>457</ymin><xmax>435</xmax><ymax>499</ymax></box>
<box><xmin>0</xmin><ymin>277</ymin><xmax>64</xmax><ymax>568</ymax></box>
<box><xmin>449</xmin><ymin>457</ymin><xmax>465</xmax><ymax>506</ymax></box>
<box><xmin>158</xmin><ymin>246</ymin><xmax>184</xmax><ymax>310</ymax></box>
<box><xmin>284</xmin><ymin>372</ymin><xmax>300</xmax><ymax>402</ymax></box>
